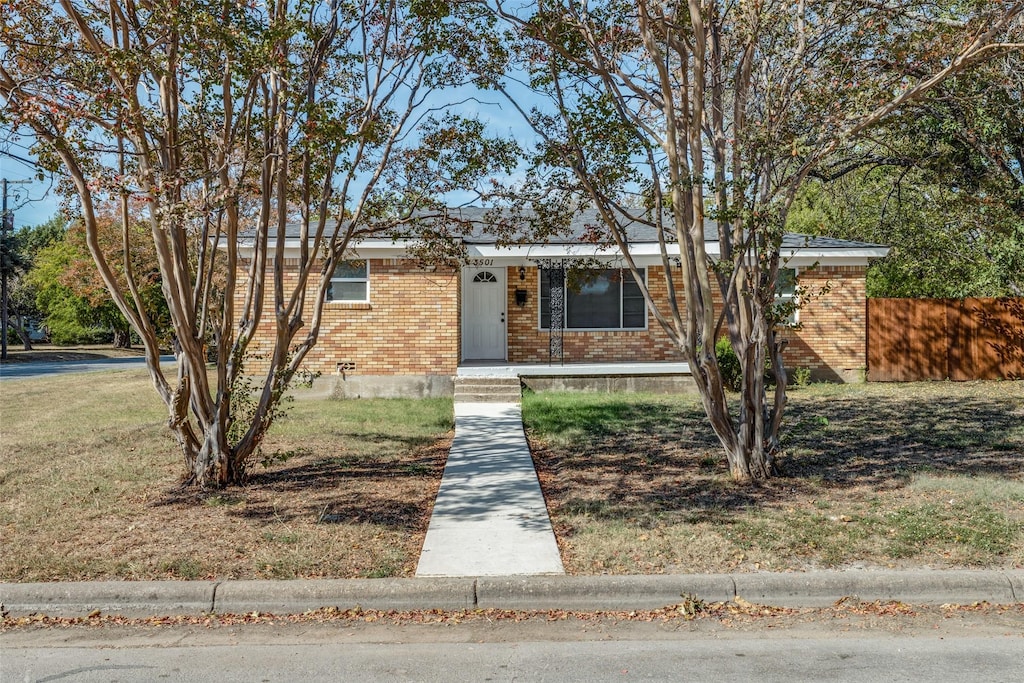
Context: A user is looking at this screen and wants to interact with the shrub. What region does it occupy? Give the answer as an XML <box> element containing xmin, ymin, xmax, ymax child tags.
<box><xmin>715</xmin><ymin>337</ymin><xmax>742</xmax><ymax>392</ymax></box>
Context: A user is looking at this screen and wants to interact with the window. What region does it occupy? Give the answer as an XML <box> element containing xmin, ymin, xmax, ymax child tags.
<box><xmin>327</xmin><ymin>260</ymin><xmax>369</xmax><ymax>302</ymax></box>
<box><xmin>776</xmin><ymin>267</ymin><xmax>798</xmax><ymax>325</ymax></box>
<box><xmin>540</xmin><ymin>268</ymin><xmax>646</xmax><ymax>330</ymax></box>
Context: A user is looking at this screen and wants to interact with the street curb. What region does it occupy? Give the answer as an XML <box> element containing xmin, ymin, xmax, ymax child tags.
<box><xmin>732</xmin><ymin>570</ymin><xmax>1019</xmax><ymax>607</ymax></box>
<box><xmin>214</xmin><ymin>578</ymin><xmax>476</xmax><ymax>615</ymax></box>
<box><xmin>0</xmin><ymin>581</ymin><xmax>217</xmax><ymax>618</ymax></box>
<box><xmin>2</xmin><ymin>571</ymin><xmax>1021</xmax><ymax>618</ymax></box>
<box><xmin>475</xmin><ymin>575</ymin><xmax>735</xmax><ymax>610</ymax></box>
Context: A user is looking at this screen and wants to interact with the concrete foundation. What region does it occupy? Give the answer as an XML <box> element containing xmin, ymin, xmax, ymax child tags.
<box><xmin>286</xmin><ymin>363</ymin><xmax>698</xmax><ymax>399</ymax></box>
<box><xmin>521</xmin><ymin>374</ymin><xmax>697</xmax><ymax>394</ymax></box>
<box><xmin>287</xmin><ymin>373</ymin><xmax>455</xmax><ymax>400</ymax></box>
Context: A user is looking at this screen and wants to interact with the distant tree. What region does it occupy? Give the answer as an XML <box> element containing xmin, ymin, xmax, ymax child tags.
<box><xmin>790</xmin><ymin>51</ymin><xmax>1024</xmax><ymax>297</ymax></box>
<box><xmin>481</xmin><ymin>0</ymin><xmax>1023</xmax><ymax>481</ymax></box>
<box><xmin>28</xmin><ymin>237</ymin><xmax>113</xmax><ymax>345</ymax></box>
<box><xmin>3</xmin><ymin>215</ymin><xmax>65</xmax><ymax>349</ymax></box>
<box><xmin>1</xmin><ymin>0</ymin><xmax>513</xmax><ymax>488</ymax></box>
<box><xmin>27</xmin><ymin>209</ymin><xmax>169</xmax><ymax>347</ymax></box>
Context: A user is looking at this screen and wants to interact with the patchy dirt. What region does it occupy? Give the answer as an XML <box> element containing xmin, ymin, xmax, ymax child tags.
<box><xmin>525</xmin><ymin>382</ymin><xmax>1024</xmax><ymax>574</ymax></box>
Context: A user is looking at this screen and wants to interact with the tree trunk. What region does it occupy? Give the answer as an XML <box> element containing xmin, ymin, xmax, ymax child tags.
<box><xmin>183</xmin><ymin>422</ymin><xmax>249</xmax><ymax>489</ymax></box>
<box><xmin>112</xmin><ymin>327</ymin><xmax>132</xmax><ymax>349</ymax></box>
<box><xmin>10</xmin><ymin>317</ymin><xmax>32</xmax><ymax>350</ymax></box>
<box><xmin>694</xmin><ymin>343</ymin><xmax>780</xmax><ymax>484</ymax></box>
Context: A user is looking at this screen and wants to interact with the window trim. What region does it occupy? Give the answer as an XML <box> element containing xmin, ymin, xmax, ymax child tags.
<box><xmin>326</xmin><ymin>259</ymin><xmax>370</xmax><ymax>304</ymax></box>
<box><xmin>776</xmin><ymin>266</ymin><xmax>799</xmax><ymax>325</ymax></box>
<box><xmin>538</xmin><ymin>267</ymin><xmax>648</xmax><ymax>332</ymax></box>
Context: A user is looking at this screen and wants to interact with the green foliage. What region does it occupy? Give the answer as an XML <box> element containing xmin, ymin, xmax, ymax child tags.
<box><xmin>25</xmin><ymin>216</ymin><xmax>164</xmax><ymax>345</ymax></box>
<box><xmin>789</xmin><ymin>54</ymin><xmax>1024</xmax><ymax>298</ymax></box>
<box><xmin>791</xmin><ymin>367</ymin><xmax>812</xmax><ymax>387</ymax></box>
<box><xmin>2</xmin><ymin>215</ymin><xmax>67</xmax><ymax>344</ymax></box>
<box><xmin>715</xmin><ymin>338</ymin><xmax>742</xmax><ymax>392</ymax></box>
<box><xmin>27</xmin><ymin>237</ymin><xmax>114</xmax><ymax>344</ymax></box>
<box><xmin>790</xmin><ymin>168</ymin><xmax>1024</xmax><ymax>298</ymax></box>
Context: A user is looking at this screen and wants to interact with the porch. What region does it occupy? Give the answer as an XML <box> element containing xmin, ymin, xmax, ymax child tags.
<box><xmin>457</xmin><ymin>360</ymin><xmax>695</xmax><ymax>397</ymax></box>
<box><xmin>457</xmin><ymin>360</ymin><xmax>691</xmax><ymax>377</ymax></box>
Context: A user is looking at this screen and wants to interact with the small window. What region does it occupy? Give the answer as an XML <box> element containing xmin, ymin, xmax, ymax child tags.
<box><xmin>775</xmin><ymin>267</ymin><xmax>798</xmax><ymax>325</ymax></box>
<box><xmin>473</xmin><ymin>271</ymin><xmax>498</xmax><ymax>283</ymax></box>
<box><xmin>327</xmin><ymin>260</ymin><xmax>369</xmax><ymax>302</ymax></box>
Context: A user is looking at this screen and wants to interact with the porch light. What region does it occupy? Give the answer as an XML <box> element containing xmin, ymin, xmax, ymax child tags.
<box><xmin>518</xmin><ymin>265</ymin><xmax>526</xmax><ymax>280</ymax></box>
<box><xmin>515</xmin><ymin>288</ymin><xmax>528</xmax><ymax>307</ymax></box>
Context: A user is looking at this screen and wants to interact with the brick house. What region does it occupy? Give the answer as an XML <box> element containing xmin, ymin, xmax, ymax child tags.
<box><xmin>237</xmin><ymin>209</ymin><xmax>887</xmax><ymax>396</ymax></box>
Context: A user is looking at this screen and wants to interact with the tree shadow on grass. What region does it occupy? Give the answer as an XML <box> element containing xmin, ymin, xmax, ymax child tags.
<box><xmin>781</xmin><ymin>394</ymin><xmax>1023</xmax><ymax>485</ymax></box>
<box><xmin>150</xmin><ymin>437</ymin><xmax>447</xmax><ymax>531</ymax></box>
<box><xmin>527</xmin><ymin>389</ymin><xmax>1023</xmax><ymax>524</ymax></box>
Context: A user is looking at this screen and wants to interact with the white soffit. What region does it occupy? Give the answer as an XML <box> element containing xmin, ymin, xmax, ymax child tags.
<box><xmin>236</xmin><ymin>239</ymin><xmax>889</xmax><ymax>266</ymax></box>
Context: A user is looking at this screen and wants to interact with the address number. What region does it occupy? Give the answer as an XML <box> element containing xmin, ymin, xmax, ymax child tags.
<box><xmin>470</xmin><ymin>259</ymin><xmax>495</xmax><ymax>266</ymax></box>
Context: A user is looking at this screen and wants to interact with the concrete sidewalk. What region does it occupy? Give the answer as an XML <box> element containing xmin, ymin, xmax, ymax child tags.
<box><xmin>415</xmin><ymin>402</ymin><xmax>564</xmax><ymax>577</ymax></box>
<box><xmin>2</xmin><ymin>571</ymin><xmax>1021</xmax><ymax>618</ymax></box>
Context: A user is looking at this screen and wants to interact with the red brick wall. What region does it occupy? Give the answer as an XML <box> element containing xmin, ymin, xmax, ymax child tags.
<box><xmin>781</xmin><ymin>265</ymin><xmax>868</xmax><ymax>382</ymax></box>
<box><xmin>507</xmin><ymin>265</ymin><xmax>685</xmax><ymax>364</ymax></box>
<box><xmin>508</xmin><ymin>264</ymin><xmax>868</xmax><ymax>381</ymax></box>
<box><xmin>238</xmin><ymin>260</ymin><xmax>868</xmax><ymax>382</ymax></box>
<box><xmin>238</xmin><ymin>258</ymin><xmax>460</xmax><ymax>376</ymax></box>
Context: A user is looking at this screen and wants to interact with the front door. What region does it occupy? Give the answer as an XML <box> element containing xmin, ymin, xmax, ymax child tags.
<box><xmin>462</xmin><ymin>267</ymin><xmax>506</xmax><ymax>360</ymax></box>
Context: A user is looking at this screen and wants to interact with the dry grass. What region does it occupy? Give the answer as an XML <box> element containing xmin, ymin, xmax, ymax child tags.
<box><xmin>523</xmin><ymin>381</ymin><xmax>1024</xmax><ymax>574</ymax></box>
<box><xmin>0</xmin><ymin>369</ymin><xmax>452</xmax><ymax>581</ymax></box>
<box><xmin>4</xmin><ymin>364</ymin><xmax>1023</xmax><ymax>582</ymax></box>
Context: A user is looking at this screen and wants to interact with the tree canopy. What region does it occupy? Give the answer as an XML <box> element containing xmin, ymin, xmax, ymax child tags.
<box><xmin>789</xmin><ymin>51</ymin><xmax>1024</xmax><ymax>297</ymax></box>
<box><xmin>27</xmin><ymin>209</ymin><xmax>169</xmax><ymax>346</ymax></box>
<box><xmin>478</xmin><ymin>0</ymin><xmax>1023</xmax><ymax>480</ymax></box>
<box><xmin>2</xmin><ymin>215</ymin><xmax>65</xmax><ymax>348</ymax></box>
<box><xmin>1</xmin><ymin>0</ymin><xmax>514</xmax><ymax>487</ymax></box>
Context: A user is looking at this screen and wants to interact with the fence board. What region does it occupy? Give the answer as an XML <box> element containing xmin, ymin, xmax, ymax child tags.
<box><xmin>867</xmin><ymin>298</ymin><xmax>1024</xmax><ymax>382</ymax></box>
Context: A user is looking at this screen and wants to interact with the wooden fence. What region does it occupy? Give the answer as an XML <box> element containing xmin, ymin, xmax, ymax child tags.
<box><xmin>867</xmin><ymin>298</ymin><xmax>1024</xmax><ymax>382</ymax></box>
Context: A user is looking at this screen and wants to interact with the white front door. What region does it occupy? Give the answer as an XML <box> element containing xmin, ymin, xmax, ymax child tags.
<box><xmin>462</xmin><ymin>267</ymin><xmax>506</xmax><ymax>360</ymax></box>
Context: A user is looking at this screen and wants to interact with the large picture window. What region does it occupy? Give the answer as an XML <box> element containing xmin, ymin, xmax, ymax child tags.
<box><xmin>541</xmin><ymin>268</ymin><xmax>646</xmax><ymax>330</ymax></box>
<box><xmin>327</xmin><ymin>260</ymin><xmax>369</xmax><ymax>303</ymax></box>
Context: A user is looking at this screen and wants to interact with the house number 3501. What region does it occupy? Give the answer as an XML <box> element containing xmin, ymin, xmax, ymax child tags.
<box><xmin>470</xmin><ymin>259</ymin><xmax>494</xmax><ymax>266</ymax></box>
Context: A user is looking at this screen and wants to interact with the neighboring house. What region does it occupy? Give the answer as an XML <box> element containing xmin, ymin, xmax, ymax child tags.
<box><xmin>236</xmin><ymin>208</ymin><xmax>887</xmax><ymax>396</ymax></box>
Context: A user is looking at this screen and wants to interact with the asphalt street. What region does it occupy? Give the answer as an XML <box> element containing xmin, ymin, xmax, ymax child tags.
<box><xmin>3</xmin><ymin>619</ymin><xmax>1023</xmax><ymax>682</ymax></box>
<box><xmin>0</xmin><ymin>355</ymin><xmax>174</xmax><ymax>381</ymax></box>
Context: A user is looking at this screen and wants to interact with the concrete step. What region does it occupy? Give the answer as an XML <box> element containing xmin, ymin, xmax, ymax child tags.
<box><xmin>454</xmin><ymin>392</ymin><xmax>523</xmax><ymax>403</ymax></box>
<box><xmin>455</xmin><ymin>383</ymin><xmax>523</xmax><ymax>394</ymax></box>
<box><xmin>453</xmin><ymin>376</ymin><xmax>522</xmax><ymax>403</ymax></box>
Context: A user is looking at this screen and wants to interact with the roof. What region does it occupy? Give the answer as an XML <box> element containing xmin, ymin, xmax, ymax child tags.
<box><xmin>244</xmin><ymin>206</ymin><xmax>888</xmax><ymax>266</ymax></box>
<box><xmin>451</xmin><ymin>207</ymin><xmax>883</xmax><ymax>250</ymax></box>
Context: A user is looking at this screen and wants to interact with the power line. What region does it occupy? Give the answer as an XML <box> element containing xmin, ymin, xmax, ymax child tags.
<box><xmin>0</xmin><ymin>149</ymin><xmax>41</xmax><ymax>169</ymax></box>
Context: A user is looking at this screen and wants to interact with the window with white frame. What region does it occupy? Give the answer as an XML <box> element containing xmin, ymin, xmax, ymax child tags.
<box><xmin>540</xmin><ymin>268</ymin><xmax>646</xmax><ymax>330</ymax></box>
<box><xmin>776</xmin><ymin>267</ymin><xmax>798</xmax><ymax>325</ymax></box>
<box><xmin>327</xmin><ymin>260</ymin><xmax>369</xmax><ymax>302</ymax></box>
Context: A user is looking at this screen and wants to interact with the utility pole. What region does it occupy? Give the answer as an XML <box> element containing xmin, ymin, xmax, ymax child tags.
<box><xmin>1</xmin><ymin>178</ymin><xmax>33</xmax><ymax>361</ymax></box>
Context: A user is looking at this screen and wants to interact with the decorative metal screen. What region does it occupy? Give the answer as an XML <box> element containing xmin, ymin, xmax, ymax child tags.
<box><xmin>537</xmin><ymin>260</ymin><xmax>565</xmax><ymax>365</ymax></box>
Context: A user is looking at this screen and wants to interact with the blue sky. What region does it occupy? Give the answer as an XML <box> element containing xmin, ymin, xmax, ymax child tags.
<box><xmin>0</xmin><ymin>83</ymin><xmax>539</xmax><ymax>231</ymax></box>
<box><xmin>0</xmin><ymin>148</ymin><xmax>62</xmax><ymax>229</ymax></box>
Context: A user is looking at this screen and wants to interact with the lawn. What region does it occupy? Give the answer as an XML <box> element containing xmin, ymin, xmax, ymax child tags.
<box><xmin>0</xmin><ymin>369</ymin><xmax>453</xmax><ymax>581</ymax></box>
<box><xmin>3</xmin><ymin>368</ymin><xmax>1022</xmax><ymax>582</ymax></box>
<box><xmin>522</xmin><ymin>381</ymin><xmax>1024</xmax><ymax>574</ymax></box>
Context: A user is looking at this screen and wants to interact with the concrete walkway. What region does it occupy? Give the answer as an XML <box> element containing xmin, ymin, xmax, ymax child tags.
<box><xmin>415</xmin><ymin>402</ymin><xmax>565</xmax><ymax>577</ymax></box>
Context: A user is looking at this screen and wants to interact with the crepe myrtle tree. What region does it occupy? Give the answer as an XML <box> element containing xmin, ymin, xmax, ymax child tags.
<box><xmin>483</xmin><ymin>0</ymin><xmax>1022</xmax><ymax>481</ymax></box>
<box><xmin>0</xmin><ymin>0</ymin><xmax>516</xmax><ymax>488</ymax></box>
